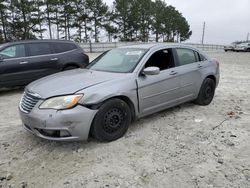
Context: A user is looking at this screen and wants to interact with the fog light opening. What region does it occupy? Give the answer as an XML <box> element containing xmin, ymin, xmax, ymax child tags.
<box><xmin>60</xmin><ymin>130</ymin><xmax>71</xmax><ymax>137</ymax></box>
<box><xmin>35</xmin><ymin>129</ymin><xmax>71</xmax><ymax>138</ymax></box>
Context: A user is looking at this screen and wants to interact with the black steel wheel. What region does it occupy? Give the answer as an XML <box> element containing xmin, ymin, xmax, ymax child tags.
<box><xmin>194</xmin><ymin>78</ymin><xmax>216</xmax><ymax>106</ymax></box>
<box><xmin>91</xmin><ymin>98</ymin><xmax>131</xmax><ymax>142</ymax></box>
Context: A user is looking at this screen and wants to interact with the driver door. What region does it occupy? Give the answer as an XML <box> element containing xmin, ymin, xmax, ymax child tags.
<box><xmin>137</xmin><ymin>48</ymin><xmax>181</xmax><ymax>117</ymax></box>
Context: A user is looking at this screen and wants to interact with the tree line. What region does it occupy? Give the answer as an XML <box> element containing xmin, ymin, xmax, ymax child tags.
<box><xmin>0</xmin><ymin>0</ymin><xmax>192</xmax><ymax>43</ymax></box>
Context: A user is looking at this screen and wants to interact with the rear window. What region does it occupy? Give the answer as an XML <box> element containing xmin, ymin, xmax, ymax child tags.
<box><xmin>53</xmin><ymin>42</ymin><xmax>77</xmax><ymax>53</ymax></box>
<box><xmin>176</xmin><ymin>48</ymin><xmax>197</xmax><ymax>66</ymax></box>
<box><xmin>27</xmin><ymin>43</ymin><xmax>53</xmax><ymax>56</ymax></box>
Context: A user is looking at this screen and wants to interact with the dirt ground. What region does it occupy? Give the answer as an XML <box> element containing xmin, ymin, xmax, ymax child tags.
<box><xmin>0</xmin><ymin>51</ymin><xmax>250</xmax><ymax>188</ymax></box>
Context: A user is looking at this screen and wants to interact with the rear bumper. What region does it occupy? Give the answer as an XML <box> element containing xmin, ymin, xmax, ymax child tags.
<box><xmin>19</xmin><ymin>102</ymin><xmax>98</xmax><ymax>141</ymax></box>
<box><xmin>224</xmin><ymin>48</ymin><xmax>234</xmax><ymax>51</ymax></box>
<box><xmin>234</xmin><ymin>48</ymin><xmax>247</xmax><ymax>52</ymax></box>
<box><xmin>215</xmin><ymin>72</ymin><xmax>220</xmax><ymax>88</ymax></box>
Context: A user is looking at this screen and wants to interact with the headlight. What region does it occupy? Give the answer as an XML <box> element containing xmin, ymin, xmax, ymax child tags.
<box><xmin>39</xmin><ymin>94</ymin><xmax>83</xmax><ymax>110</ymax></box>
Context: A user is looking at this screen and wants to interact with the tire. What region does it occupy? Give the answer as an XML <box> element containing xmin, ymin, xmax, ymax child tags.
<box><xmin>63</xmin><ymin>65</ymin><xmax>78</xmax><ymax>71</ymax></box>
<box><xmin>91</xmin><ymin>98</ymin><xmax>131</xmax><ymax>142</ymax></box>
<box><xmin>194</xmin><ymin>78</ymin><xmax>216</xmax><ymax>106</ymax></box>
<box><xmin>224</xmin><ymin>50</ymin><xmax>228</xmax><ymax>52</ymax></box>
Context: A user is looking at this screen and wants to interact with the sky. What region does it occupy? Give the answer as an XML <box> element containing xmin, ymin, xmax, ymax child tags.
<box><xmin>104</xmin><ymin>0</ymin><xmax>250</xmax><ymax>45</ymax></box>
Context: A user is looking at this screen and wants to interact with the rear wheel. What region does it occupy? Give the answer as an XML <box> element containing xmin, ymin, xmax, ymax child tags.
<box><xmin>91</xmin><ymin>99</ymin><xmax>131</xmax><ymax>142</ymax></box>
<box><xmin>194</xmin><ymin>78</ymin><xmax>216</xmax><ymax>106</ymax></box>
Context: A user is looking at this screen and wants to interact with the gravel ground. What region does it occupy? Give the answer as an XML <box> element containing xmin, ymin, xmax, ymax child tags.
<box><xmin>0</xmin><ymin>51</ymin><xmax>250</xmax><ymax>188</ymax></box>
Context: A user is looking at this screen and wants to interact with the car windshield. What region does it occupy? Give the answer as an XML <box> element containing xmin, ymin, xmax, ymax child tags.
<box><xmin>87</xmin><ymin>48</ymin><xmax>147</xmax><ymax>73</ymax></box>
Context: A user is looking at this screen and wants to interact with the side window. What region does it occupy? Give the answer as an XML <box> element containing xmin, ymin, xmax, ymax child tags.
<box><xmin>53</xmin><ymin>43</ymin><xmax>77</xmax><ymax>53</ymax></box>
<box><xmin>194</xmin><ymin>51</ymin><xmax>200</xmax><ymax>62</ymax></box>
<box><xmin>0</xmin><ymin>45</ymin><xmax>26</xmax><ymax>59</ymax></box>
<box><xmin>199</xmin><ymin>53</ymin><xmax>207</xmax><ymax>61</ymax></box>
<box><xmin>176</xmin><ymin>48</ymin><xmax>197</xmax><ymax>66</ymax></box>
<box><xmin>27</xmin><ymin>43</ymin><xmax>53</xmax><ymax>56</ymax></box>
<box><xmin>144</xmin><ymin>49</ymin><xmax>174</xmax><ymax>71</ymax></box>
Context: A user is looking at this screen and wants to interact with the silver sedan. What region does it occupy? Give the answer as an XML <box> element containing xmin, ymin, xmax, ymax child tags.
<box><xmin>19</xmin><ymin>44</ymin><xmax>220</xmax><ymax>142</ymax></box>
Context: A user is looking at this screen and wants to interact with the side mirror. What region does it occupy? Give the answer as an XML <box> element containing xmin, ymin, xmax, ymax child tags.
<box><xmin>143</xmin><ymin>66</ymin><xmax>160</xmax><ymax>75</ymax></box>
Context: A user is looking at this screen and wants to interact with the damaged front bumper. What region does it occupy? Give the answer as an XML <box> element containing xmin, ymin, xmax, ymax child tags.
<box><xmin>19</xmin><ymin>101</ymin><xmax>98</xmax><ymax>141</ymax></box>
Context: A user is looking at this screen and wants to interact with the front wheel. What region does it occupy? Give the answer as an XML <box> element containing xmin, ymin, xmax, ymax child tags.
<box><xmin>194</xmin><ymin>78</ymin><xmax>216</xmax><ymax>106</ymax></box>
<box><xmin>91</xmin><ymin>99</ymin><xmax>131</xmax><ymax>142</ymax></box>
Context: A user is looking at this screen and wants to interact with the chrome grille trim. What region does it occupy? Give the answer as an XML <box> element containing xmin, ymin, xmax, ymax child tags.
<box><xmin>20</xmin><ymin>92</ymin><xmax>41</xmax><ymax>113</ymax></box>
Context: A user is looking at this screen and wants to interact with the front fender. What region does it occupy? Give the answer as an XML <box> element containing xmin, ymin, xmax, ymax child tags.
<box><xmin>77</xmin><ymin>77</ymin><xmax>139</xmax><ymax>116</ymax></box>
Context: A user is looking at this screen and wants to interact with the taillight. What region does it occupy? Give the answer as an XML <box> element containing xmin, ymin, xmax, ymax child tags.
<box><xmin>211</xmin><ymin>58</ymin><xmax>219</xmax><ymax>67</ymax></box>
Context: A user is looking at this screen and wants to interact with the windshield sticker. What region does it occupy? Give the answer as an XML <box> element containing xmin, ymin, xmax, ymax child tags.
<box><xmin>126</xmin><ymin>51</ymin><xmax>143</xmax><ymax>56</ymax></box>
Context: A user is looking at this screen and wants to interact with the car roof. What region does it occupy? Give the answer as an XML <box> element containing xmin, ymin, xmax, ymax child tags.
<box><xmin>118</xmin><ymin>43</ymin><xmax>198</xmax><ymax>50</ymax></box>
<box><xmin>2</xmin><ymin>39</ymin><xmax>76</xmax><ymax>46</ymax></box>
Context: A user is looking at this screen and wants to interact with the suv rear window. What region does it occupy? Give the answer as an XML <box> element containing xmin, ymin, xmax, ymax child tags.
<box><xmin>27</xmin><ymin>43</ymin><xmax>53</xmax><ymax>56</ymax></box>
<box><xmin>53</xmin><ymin>43</ymin><xmax>77</xmax><ymax>53</ymax></box>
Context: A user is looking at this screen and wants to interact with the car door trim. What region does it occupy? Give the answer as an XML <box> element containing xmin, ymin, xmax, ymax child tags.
<box><xmin>181</xmin><ymin>83</ymin><xmax>193</xmax><ymax>88</ymax></box>
<box><xmin>138</xmin><ymin>71</ymin><xmax>179</xmax><ymax>89</ymax></box>
<box><xmin>142</xmin><ymin>86</ymin><xmax>180</xmax><ymax>100</ymax></box>
<box><xmin>143</xmin><ymin>97</ymin><xmax>179</xmax><ymax>112</ymax></box>
<box><xmin>1</xmin><ymin>49</ymin><xmax>77</xmax><ymax>62</ymax></box>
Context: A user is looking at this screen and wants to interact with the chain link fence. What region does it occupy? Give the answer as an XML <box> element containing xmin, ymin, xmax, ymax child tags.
<box><xmin>79</xmin><ymin>42</ymin><xmax>224</xmax><ymax>53</ymax></box>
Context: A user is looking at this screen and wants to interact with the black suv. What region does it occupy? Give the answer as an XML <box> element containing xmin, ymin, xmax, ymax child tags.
<box><xmin>0</xmin><ymin>40</ymin><xmax>89</xmax><ymax>88</ymax></box>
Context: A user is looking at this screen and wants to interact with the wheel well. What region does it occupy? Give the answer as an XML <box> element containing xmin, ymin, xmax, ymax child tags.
<box><xmin>87</xmin><ymin>96</ymin><xmax>136</xmax><ymax>139</ymax></box>
<box><xmin>87</xmin><ymin>96</ymin><xmax>136</xmax><ymax>122</ymax></box>
<box><xmin>63</xmin><ymin>63</ymin><xmax>79</xmax><ymax>70</ymax></box>
<box><xmin>206</xmin><ymin>75</ymin><xmax>216</xmax><ymax>83</ymax></box>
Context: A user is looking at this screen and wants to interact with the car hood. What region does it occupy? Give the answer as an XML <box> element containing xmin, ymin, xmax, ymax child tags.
<box><xmin>26</xmin><ymin>69</ymin><xmax>124</xmax><ymax>99</ymax></box>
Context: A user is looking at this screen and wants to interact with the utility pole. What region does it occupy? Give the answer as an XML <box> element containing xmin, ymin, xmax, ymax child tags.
<box><xmin>201</xmin><ymin>22</ymin><xmax>206</xmax><ymax>44</ymax></box>
<box><xmin>247</xmin><ymin>33</ymin><xmax>249</xmax><ymax>42</ymax></box>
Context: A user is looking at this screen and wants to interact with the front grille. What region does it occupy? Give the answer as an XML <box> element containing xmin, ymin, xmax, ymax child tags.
<box><xmin>20</xmin><ymin>92</ymin><xmax>41</xmax><ymax>113</ymax></box>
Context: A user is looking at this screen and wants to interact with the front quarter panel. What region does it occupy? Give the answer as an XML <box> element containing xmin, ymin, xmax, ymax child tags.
<box><xmin>77</xmin><ymin>74</ymin><xmax>139</xmax><ymax>115</ymax></box>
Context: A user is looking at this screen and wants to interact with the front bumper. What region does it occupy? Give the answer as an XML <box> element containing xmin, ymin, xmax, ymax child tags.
<box><xmin>19</xmin><ymin>102</ymin><xmax>98</xmax><ymax>141</ymax></box>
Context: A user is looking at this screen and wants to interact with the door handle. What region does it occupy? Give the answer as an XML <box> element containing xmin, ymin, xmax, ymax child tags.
<box><xmin>170</xmin><ymin>71</ymin><xmax>178</xmax><ymax>75</ymax></box>
<box><xmin>19</xmin><ymin>61</ymin><xmax>28</xmax><ymax>64</ymax></box>
<box><xmin>51</xmin><ymin>58</ymin><xmax>58</xmax><ymax>61</ymax></box>
<box><xmin>198</xmin><ymin>64</ymin><xmax>203</xmax><ymax>68</ymax></box>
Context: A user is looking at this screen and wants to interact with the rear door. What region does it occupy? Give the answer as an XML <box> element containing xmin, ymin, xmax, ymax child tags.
<box><xmin>0</xmin><ymin>44</ymin><xmax>31</xmax><ymax>87</ymax></box>
<box><xmin>52</xmin><ymin>42</ymin><xmax>88</xmax><ymax>68</ymax></box>
<box><xmin>174</xmin><ymin>48</ymin><xmax>204</xmax><ymax>103</ymax></box>
<box><xmin>25</xmin><ymin>42</ymin><xmax>59</xmax><ymax>81</ymax></box>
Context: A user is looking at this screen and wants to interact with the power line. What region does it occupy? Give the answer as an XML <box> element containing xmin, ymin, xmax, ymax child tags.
<box><xmin>201</xmin><ymin>22</ymin><xmax>206</xmax><ymax>44</ymax></box>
